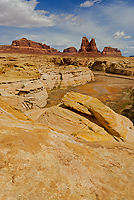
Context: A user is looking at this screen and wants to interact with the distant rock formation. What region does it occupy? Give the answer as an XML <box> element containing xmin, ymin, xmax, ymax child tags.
<box><xmin>0</xmin><ymin>38</ymin><xmax>58</xmax><ymax>54</ymax></box>
<box><xmin>102</xmin><ymin>47</ymin><xmax>122</xmax><ymax>57</ymax></box>
<box><xmin>79</xmin><ymin>37</ymin><xmax>98</xmax><ymax>52</ymax></box>
<box><xmin>0</xmin><ymin>37</ymin><xmax>122</xmax><ymax>57</ymax></box>
<box><xmin>63</xmin><ymin>47</ymin><xmax>77</xmax><ymax>53</ymax></box>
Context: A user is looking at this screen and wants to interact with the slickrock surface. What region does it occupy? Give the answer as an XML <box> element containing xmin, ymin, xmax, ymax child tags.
<box><xmin>0</xmin><ymin>93</ymin><xmax>134</xmax><ymax>199</ymax></box>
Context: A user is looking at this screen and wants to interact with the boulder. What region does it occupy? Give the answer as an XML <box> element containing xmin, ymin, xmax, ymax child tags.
<box><xmin>91</xmin><ymin>60</ymin><xmax>107</xmax><ymax>71</ymax></box>
<box><xmin>62</xmin><ymin>92</ymin><xmax>133</xmax><ymax>141</ymax></box>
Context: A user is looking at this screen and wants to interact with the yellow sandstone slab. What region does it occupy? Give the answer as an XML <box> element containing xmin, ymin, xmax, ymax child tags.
<box><xmin>62</xmin><ymin>92</ymin><xmax>133</xmax><ymax>140</ymax></box>
<box><xmin>37</xmin><ymin>106</ymin><xmax>114</xmax><ymax>142</ymax></box>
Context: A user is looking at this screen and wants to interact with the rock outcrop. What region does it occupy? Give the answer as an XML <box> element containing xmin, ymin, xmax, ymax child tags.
<box><xmin>63</xmin><ymin>47</ymin><xmax>77</xmax><ymax>53</ymax></box>
<box><xmin>102</xmin><ymin>47</ymin><xmax>122</xmax><ymax>57</ymax></box>
<box><xmin>79</xmin><ymin>37</ymin><xmax>98</xmax><ymax>52</ymax></box>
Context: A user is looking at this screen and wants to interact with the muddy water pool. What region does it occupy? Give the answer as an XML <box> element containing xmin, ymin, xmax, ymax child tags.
<box><xmin>46</xmin><ymin>73</ymin><xmax>134</xmax><ymax>113</ymax></box>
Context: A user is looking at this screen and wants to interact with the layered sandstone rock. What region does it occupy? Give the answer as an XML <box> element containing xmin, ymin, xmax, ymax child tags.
<box><xmin>102</xmin><ymin>47</ymin><xmax>122</xmax><ymax>57</ymax></box>
<box><xmin>63</xmin><ymin>47</ymin><xmax>77</xmax><ymax>53</ymax></box>
<box><xmin>40</xmin><ymin>66</ymin><xmax>94</xmax><ymax>90</ymax></box>
<box><xmin>79</xmin><ymin>37</ymin><xmax>98</xmax><ymax>52</ymax></box>
<box><xmin>0</xmin><ymin>80</ymin><xmax>48</xmax><ymax>111</ymax></box>
<box><xmin>0</xmin><ymin>62</ymin><xmax>48</xmax><ymax>111</ymax></box>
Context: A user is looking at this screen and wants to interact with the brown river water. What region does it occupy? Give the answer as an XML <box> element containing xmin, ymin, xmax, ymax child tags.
<box><xmin>46</xmin><ymin>72</ymin><xmax>134</xmax><ymax>113</ymax></box>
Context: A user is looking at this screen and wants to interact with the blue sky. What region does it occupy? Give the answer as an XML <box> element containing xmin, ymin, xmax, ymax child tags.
<box><xmin>0</xmin><ymin>0</ymin><xmax>134</xmax><ymax>56</ymax></box>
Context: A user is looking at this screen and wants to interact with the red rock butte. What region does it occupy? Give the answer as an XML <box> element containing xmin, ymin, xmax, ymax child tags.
<box><xmin>0</xmin><ymin>37</ymin><xmax>122</xmax><ymax>57</ymax></box>
<box><xmin>79</xmin><ymin>37</ymin><xmax>98</xmax><ymax>52</ymax></box>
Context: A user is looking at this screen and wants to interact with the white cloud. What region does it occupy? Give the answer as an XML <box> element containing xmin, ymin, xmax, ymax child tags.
<box><xmin>0</xmin><ymin>0</ymin><xmax>56</xmax><ymax>28</ymax></box>
<box><xmin>0</xmin><ymin>0</ymin><xmax>81</xmax><ymax>28</ymax></box>
<box><xmin>113</xmin><ymin>31</ymin><xmax>125</xmax><ymax>38</ymax></box>
<box><xmin>80</xmin><ymin>0</ymin><xmax>101</xmax><ymax>8</ymax></box>
<box><xmin>124</xmin><ymin>36</ymin><xmax>132</xmax><ymax>39</ymax></box>
<box><xmin>113</xmin><ymin>31</ymin><xmax>132</xmax><ymax>39</ymax></box>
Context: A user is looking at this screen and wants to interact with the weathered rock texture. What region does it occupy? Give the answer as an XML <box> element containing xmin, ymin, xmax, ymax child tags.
<box><xmin>102</xmin><ymin>47</ymin><xmax>122</xmax><ymax>57</ymax></box>
<box><xmin>0</xmin><ymin>90</ymin><xmax>134</xmax><ymax>199</ymax></box>
<box><xmin>63</xmin><ymin>47</ymin><xmax>77</xmax><ymax>53</ymax></box>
